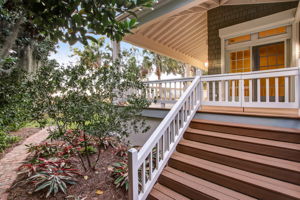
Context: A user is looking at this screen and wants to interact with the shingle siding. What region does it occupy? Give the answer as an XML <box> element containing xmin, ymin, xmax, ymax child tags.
<box><xmin>207</xmin><ymin>2</ymin><xmax>298</xmax><ymax>75</ymax></box>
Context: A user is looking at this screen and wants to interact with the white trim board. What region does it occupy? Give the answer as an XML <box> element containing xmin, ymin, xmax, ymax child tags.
<box><xmin>219</xmin><ymin>8</ymin><xmax>297</xmax><ymax>39</ymax></box>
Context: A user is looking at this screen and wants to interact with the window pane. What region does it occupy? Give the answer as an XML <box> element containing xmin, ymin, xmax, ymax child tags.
<box><xmin>237</xmin><ymin>60</ymin><xmax>243</xmax><ymax>71</ymax></box>
<box><xmin>230</xmin><ymin>52</ymin><xmax>236</xmax><ymax>60</ymax></box>
<box><xmin>237</xmin><ymin>51</ymin><xmax>243</xmax><ymax>60</ymax></box>
<box><xmin>228</xmin><ymin>34</ymin><xmax>251</xmax><ymax>44</ymax></box>
<box><xmin>278</xmin><ymin>55</ymin><xmax>284</xmax><ymax>65</ymax></box>
<box><xmin>244</xmin><ymin>50</ymin><xmax>250</xmax><ymax>59</ymax></box>
<box><xmin>268</xmin><ymin>56</ymin><xmax>277</xmax><ymax>66</ymax></box>
<box><xmin>259</xmin><ymin>47</ymin><xmax>267</xmax><ymax>56</ymax></box>
<box><xmin>260</xmin><ymin>57</ymin><xmax>268</xmax><ymax>66</ymax></box>
<box><xmin>259</xmin><ymin>26</ymin><xmax>286</xmax><ymax>38</ymax></box>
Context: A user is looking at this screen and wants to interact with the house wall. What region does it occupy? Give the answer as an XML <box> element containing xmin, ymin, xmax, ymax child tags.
<box><xmin>141</xmin><ymin>108</ymin><xmax>300</xmax><ymax>129</ymax></box>
<box><xmin>207</xmin><ymin>2</ymin><xmax>298</xmax><ymax>75</ymax></box>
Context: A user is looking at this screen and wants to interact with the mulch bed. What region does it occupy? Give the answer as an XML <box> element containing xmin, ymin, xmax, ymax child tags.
<box><xmin>0</xmin><ymin>127</ymin><xmax>41</xmax><ymax>160</ymax></box>
<box><xmin>7</xmin><ymin>147</ymin><xmax>127</xmax><ymax>200</ymax></box>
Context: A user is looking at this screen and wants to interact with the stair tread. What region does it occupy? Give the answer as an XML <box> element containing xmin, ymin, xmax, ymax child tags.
<box><xmin>152</xmin><ymin>183</ymin><xmax>190</xmax><ymax>200</ymax></box>
<box><xmin>191</xmin><ymin>119</ymin><xmax>300</xmax><ymax>134</ymax></box>
<box><xmin>186</xmin><ymin>127</ymin><xmax>300</xmax><ymax>151</ymax></box>
<box><xmin>179</xmin><ymin>139</ymin><xmax>300</xmax><ymax>171</ymax></box>
<box><xmin>162</xmin><ymin>166</ymin><xmax>257</xmax><ymax>200</ymax></box>
<box><xmin>150</xmin><ymin>188</ymin><xmax>174</xmax><ymax>200</ymax></box>
<box><xmin>171</xmin><ymin>152</ymin><xmax>300</xmax><ymax>199</ymax></box>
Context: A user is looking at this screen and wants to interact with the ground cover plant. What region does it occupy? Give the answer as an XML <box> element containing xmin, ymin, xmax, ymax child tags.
<box><xmin>9</xmin><ymin>133</ymin><xmax>132</xmax><ymax>199</ymax></box>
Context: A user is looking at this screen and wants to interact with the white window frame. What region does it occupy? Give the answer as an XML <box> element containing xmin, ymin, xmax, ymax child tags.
<box><xmin>219</xmin><ymin>8</ymin><xmax>299</xmax><ymax>74</ymax></box>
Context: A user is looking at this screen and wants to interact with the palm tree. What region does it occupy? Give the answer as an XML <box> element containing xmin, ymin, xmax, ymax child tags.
<box><xmin>141</xmin><ymin>50</ymin><xmax>185</xmax><ymax>80</ymax></box>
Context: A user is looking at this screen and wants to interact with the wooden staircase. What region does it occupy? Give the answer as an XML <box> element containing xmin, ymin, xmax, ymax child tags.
<box><xmin>148</xmin><ymin>119</ymin><xmax>300</xmax><ymax>200</ymax></box>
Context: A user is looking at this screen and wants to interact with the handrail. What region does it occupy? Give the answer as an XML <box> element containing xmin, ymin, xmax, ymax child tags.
<box><xmin>144</xmin><ymin>77</ymin><xmax>194</xmax><ymax>105</ymax></box>
<box><xmin>128</xmin><ymin>75</ymin><xmax>202</xmax><ymax>200</ymax></box>
<box><xmin>201</xmin><ymin>67</ymin><xmax>300</xmax><ymax>109</ymax></box>
<box><xmin>143</xmin><ymin>77</ymin><xmax>194</xmax><ymax>84</ymax></box>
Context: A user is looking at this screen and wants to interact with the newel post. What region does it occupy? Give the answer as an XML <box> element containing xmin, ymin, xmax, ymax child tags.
<box><xmin>196</xmin><ymin>69</ymin><xmax>202</xmax><ymax>107</ymax></box>
<box><xmin>128</xmin><ymin>148</ymin><xmax>138</xmax><ymax>200</ymax></box>
<box><xmin>298</xmin><ymin>64</ymin><xmax>300</xmax><ymax>117</ymax></box>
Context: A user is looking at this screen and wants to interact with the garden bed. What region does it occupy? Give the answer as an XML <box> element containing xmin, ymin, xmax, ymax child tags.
<box><xmin>6</xmin><ymin>143</ymin><xmax>128</xmax><ymax>200</ymax></box>
<box><xmin>0</xmin><ymin>127</ymin><xmax>41</xmax><ymax>160</ymax></box>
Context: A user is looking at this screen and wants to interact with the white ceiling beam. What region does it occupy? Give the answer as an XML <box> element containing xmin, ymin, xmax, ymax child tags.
<box><xmin>220</xmin><ymin>0</ymin><xmax>230</xmax><ymax>5</ymax></box>
<box><xmin>209</xmin><ymin>0</ymin><xmax>220</xmax><ymax>5</ymax></box>
<box><xmin>161</xmin><ymin>15</ymin><xmax>206</xmax><ymax>45</ymax></box>
<box><xmin>178</xmin><ymin>36</ymin><xmax>207</xmax><ymax>53</ymax></box>
<box><xmin>171</xmin><ymin>30</ymin><xmax>207</xmax><ymax>52</ymax></box>
<box><xmin>295</xmin><ymin>1</ymin><xmax>300</xmax><ymax>23</ymax></box>
<box><xmin>164</xmin><ymin>15</ymin><xmax>206</xmax><ymax>46</ymax></box>
<box><xmin>154</xmin><ymin>13</ymin><xmax>200</xmax><ymax>42</ymax></box>
<box><xmin>124</xmin><ymin>34</ymin><xmax>205</xmax><ymax>68</ymax></box>
<box><xmin>223</xmin><ymin>0</ymin><xmax>298</xmax><ymax>5</ymax></box>
<box><xmin>170</xmin><ymin>26</ymin><xmax>207</xmax><ymax>49</ymax></box>
<box><xmin>144</xmin><ymin>17</ymin><xmax>177</xmax><ymax>39</ymax></box>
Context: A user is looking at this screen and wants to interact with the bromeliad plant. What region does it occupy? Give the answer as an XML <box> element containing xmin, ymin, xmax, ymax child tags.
<box><xmin>111</xmin><ymin>161</ymin><xmax>129</xmax><ymax>191</ymax></box>
<box><xmin>27</xmin><ymin>159</ymin><xmax>79</xmax><ymax>198</ymax></box>
<box><xmin>18</xmin><ymin>158</ymin><xmax>79</xmax><ymax>198</ymax></box>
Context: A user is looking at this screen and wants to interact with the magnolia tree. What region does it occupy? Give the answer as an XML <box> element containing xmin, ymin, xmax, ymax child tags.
<box><xmin>0</xmin><ymin>0</ymin><xmax>154</xmax><ymax>74</ymax></box>
<box><xmin>27</xmin><ymin>43</ymin><xmax>150</xmax><ymax>170</ymax></box>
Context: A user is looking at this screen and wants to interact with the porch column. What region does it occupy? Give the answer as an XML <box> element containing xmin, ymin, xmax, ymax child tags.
<box><xmin>112</xmin><ymin>40</ymin><xmax>120</xmax><ymax>61</ymax></box>
<box><xmin>185</xmin><ymin>64</ymin><xmax>192</xmax><ymax>77</ymax></box>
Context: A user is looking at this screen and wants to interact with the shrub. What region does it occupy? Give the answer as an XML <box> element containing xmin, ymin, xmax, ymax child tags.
<box><xmin>0</xmin><ymin>131</ymin><xmax>19</xmax><ymax>152</ymax></box>
<box><xmin>27</xmin><ymin>56</ymin><xmax>150</xmax><ymax>170</ymax></box>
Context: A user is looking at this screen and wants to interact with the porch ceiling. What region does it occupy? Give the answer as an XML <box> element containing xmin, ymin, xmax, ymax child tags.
<box><xmin>123</xmin><ymin>0</ymin><xmax>299</xmax><ymax>70</ymax></box>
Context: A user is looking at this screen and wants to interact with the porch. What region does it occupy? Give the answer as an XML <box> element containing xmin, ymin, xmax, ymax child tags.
<box><xmin>144</xmin><ymin>66</ymin><xmax>300</xmax><ymax>118</ymax></box>
<box><xmin>122</xmin><ymin>0</ymin><xmax>300</xmax><ymax>118</ymax></box>
<box><xmin>121</xmin><ymin>1</ymin><xmax>300</xmax><ymax>200</ymax></box>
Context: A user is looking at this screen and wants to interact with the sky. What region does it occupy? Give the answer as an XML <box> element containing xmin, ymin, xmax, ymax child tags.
<box><xmin>49</xmin><ymin>38</ymin><xmax>182</xmax><ymax>81</ymax></box>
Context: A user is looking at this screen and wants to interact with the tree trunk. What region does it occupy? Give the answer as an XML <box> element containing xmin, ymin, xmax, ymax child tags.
<box><xmin>0</xmin><ymin>17</ymin><xmax>23</xmax><ymax>60</ymax></box>
<box><xmin>0</xmin><ymin>17</ymin><xmax>23</xmax><ymax>75</ymax></box>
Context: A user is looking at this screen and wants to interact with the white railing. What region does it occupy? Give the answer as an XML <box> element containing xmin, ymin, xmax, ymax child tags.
<box><xmin>128</xmin><ymin>75</ymin><xmax>202</xmax><ymax>200</ymax></box>
<box><xmin>201</xmin><ymin>67</ymin><xmax>300</xmax><ymax>108</ymax></box>
<box><xmin>144</xmin><ymin>77</ymin><xmax>193</xmax><ymax>105</ymax></box>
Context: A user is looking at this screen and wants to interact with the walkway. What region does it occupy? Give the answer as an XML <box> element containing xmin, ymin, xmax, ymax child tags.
<box><xmin>0</xmin><ymin>128</ymin><xmax>49</xmax><ymax>200</ymax></box>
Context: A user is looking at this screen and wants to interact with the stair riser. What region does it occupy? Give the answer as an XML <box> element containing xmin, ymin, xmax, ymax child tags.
<box><xmin>158</xmin><ymin>174</ymin><xmax>216</xmax><ymax>200</ymax></box>
<box><xmin>177</xmin><ymin>144</ymin><xmax>300</xmax><ymax>185</ymax></box>
<box><xmin>184</xmin><ymin>132</ymin><xmax>300</xmax><ymax>162</ymax></box>
<box><xmin>169</xmin><ymin>158</ymin><xmax>299</xmax><ymax>200</ymax></box>
<box><xmin>190</xmin><ymin>122</ymin><xmax>300</xmax><ymax>143</ymax></box>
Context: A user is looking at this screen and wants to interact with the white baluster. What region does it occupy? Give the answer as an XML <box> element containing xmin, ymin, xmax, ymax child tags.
<box><xmin>240</xmin><ymin>79</ymin><xmax>244</xmax><ymax>106</ymax></box>
<box><xmin>257</xmin><ymin>79</ymin><xmax>261</xmax><ymax>103</ymax></box>
<box><xmin>285</xmin><ymin>76</ymin><xmax>289</xmax><ymax>102</ymax></box>
<box><xmin>249</xmin><ymin>79</ymin><xmax>253</xmax><ymax>103</ymax></box>
<box><xmin>225</xmin><ymin>81</ymin><xmax>228</xmax><ymax>102</ymax></box>
<box><xmin>141</xmin><ymin>161</ymin><xmax>145</xmax><ymax>192</ymax></box>
<box><xmin>266</xmin><ymin>78</ymin><xmax>270</xmax><ymax>103</ymax></box>
<box><xmin>232</xmin><ymin>80</ymin><xmax>235</xmax><ymax>102</ymax></box>
<box><xmin>156</xmin><ymin>143</ymin><xmax>159</xmax><ymax>168</ymax></box>
<box><xmin>149</xmin><ymin>151</ymin><xmax>153</xmax><ymax>180</ymax></box>
<box><xmin>207</xmin><ymin>82</ymin><xmax>210</xmax><ymax>102</ymax></box>
<box><xmin>275</xmin><ymin>77</ymin><xmax>279</xmax><ymax>103</ymax></box>
<box><xmin>219</xmin><ymin>81</ymin><xmax>222</xmax><ymax>102</ymax></box>
<box><xmin>213</xmin><ymin>81</ymin><xmax>216</xmax><ymax>102</ymax></box>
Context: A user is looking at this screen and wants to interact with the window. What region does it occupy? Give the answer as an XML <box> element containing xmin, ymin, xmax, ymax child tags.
<box><xmin>228</xmin><ymin>34</ymin><xmax>251</xmax><ymax>44</ymax></box>
<box><xmin>253</xmin><ymin>42</ymin><xmax>285</xmax><ymax>71</ymax></box>
<box><xmin>258</xmin><ymin>26</ymin><xmax>286</xmax><ymax>38</ymax></box>
<box><xmin>229</xmin><ymin>49</ymin><xmax>250</xmax><ymax>73</ymax></box>
<box><xmin>225</xmin><ymin>26</ymin><xmax>290</xmax><ymax>73</ymax></box>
